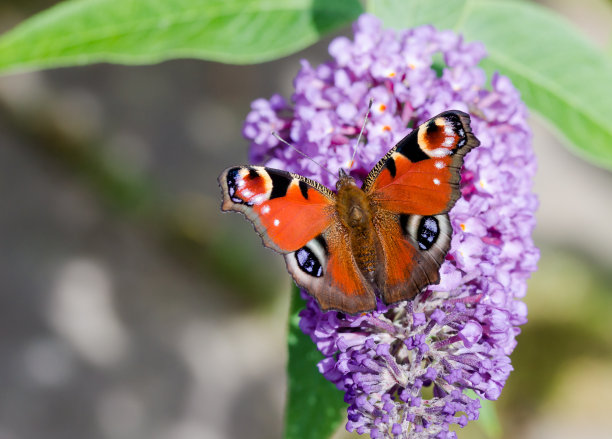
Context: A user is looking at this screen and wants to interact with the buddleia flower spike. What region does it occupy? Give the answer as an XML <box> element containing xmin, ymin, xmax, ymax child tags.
<box><xmin>244</xmin><ymin>14</ymin><xmax>538</xmax><ymax>438</ymax></box>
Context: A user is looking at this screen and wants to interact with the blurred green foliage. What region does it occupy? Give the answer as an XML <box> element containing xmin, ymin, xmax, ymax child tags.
<box><xmin>502</xmin><ymin>247</ymin><xmax>612</xmax><ymax>419</ymax></box>
<box><xmin>0</xmin><ymin>0</ymin><xmax>362</xmax><ymax>70</ymax></box>
<box><xmin>285</xmin><ymin>285</ymin><xmax>345</xmax><ymax>439</ymax></box>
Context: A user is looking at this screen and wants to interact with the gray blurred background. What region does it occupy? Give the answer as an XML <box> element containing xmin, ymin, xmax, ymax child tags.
<box><xmin>0</xmin><ymin>1</ymin><xmax>611</xmax><ymax>438</ymax></box>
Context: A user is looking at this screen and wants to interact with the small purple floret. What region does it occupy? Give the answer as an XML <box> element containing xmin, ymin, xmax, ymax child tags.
<box><xmin>243</xmin><ymin>13</ymin><xmax>538</xmax><ymax>439</ymax></box>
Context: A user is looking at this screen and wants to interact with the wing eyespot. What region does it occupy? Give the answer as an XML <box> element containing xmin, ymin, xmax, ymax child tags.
<box><xmin>416</xmin><ymin>217</ymin><xmax>439</xmax><ymax>250</ymax></box>
<box><xmin>248</xmin><ymin>167</ymin><xmax>259</xmax><ymax>179</ymax></box>
<box><xmin>226</xmin><ymin>168</ymin><xmax>248</xmax><ymax>205</ymax></box>
<box><xmin>401</xmin><ymin>214</ymin><xmax>447</xmax><ymax>251</ymax></box>
<box><xmin>295</xmin><ymin>247</ymin><xmax>323</xmax><ymax>277</ymax></box>
<box><xmin>294</xmin><ymin>236</ymin><xmax>327</xmax><ymax>278</ymax></box>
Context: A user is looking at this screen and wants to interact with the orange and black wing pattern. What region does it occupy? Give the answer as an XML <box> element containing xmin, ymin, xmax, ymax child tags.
<box><xmin>219</xmin><ymin>166</ymin><xmax>334</xmax><ymax>253</ymax></box>
<box><xmin>365</xmin><ymin>111</ymin><xmax>479</xmax><ymax>304</ymax></box>
<box><xmin>219</xmin><ymin>165</ymin><xmax>376</xmax><ymax>312</ymax></box>
<box><xmin>363</xmin><ymin>110</ymin><xmax>479</xmax><ymax>215</ymax></box>
<box><xmin>284</xmin><ymin>221</ymin><xmax>377</xmax><ymax>313</ymax></box>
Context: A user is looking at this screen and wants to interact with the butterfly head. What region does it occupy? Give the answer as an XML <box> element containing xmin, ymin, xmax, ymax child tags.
<box><xmin>336</xmin><ymin>168</ymin><xmax>357</xmax><ymax>191</ymax></box>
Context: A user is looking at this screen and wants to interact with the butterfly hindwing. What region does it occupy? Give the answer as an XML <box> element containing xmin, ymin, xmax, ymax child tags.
<box><xmin>219</xmin><ymin>166</ymin><xmax>335</xmax><ymax>253</ymax></box>
<box><xmin>284</xmin><ymin>224</ymin><xmax>377</xmax><ymax>313</ymax></box>
<box><xmin>363</xmin><ymin>110</ymin><xmax>479</xmax><ymax>215</ymax></box>
<box><xmin>374</xmin><ymin>212</ymin><xmax>452</xmax><ymax>304</ymax></box>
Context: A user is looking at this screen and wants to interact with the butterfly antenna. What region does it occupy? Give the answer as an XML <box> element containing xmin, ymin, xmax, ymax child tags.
<box><xmin>349</xmin><ymin>98</ymin><xmax>374</xmax><ymax>169</ymax></box>
<box><xmin>271</xmin><ymin>132</ymin><xmax>336</xmax><ymax>177</ymax></box>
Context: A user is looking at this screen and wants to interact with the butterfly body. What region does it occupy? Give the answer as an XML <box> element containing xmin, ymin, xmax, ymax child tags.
<box><xmin>334</xmin><ymin>171</ymin><xmax>378</xmax><ymax>280</ymax></box>
<box><xmin>219</xmin><ymin>110</ymin><xmax>480</xmax><ymax>314</ymax></box>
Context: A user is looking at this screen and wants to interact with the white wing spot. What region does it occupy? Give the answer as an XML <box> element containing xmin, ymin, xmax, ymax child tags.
<box><xmin>443</xmin><ymin>136</ymin><xmax>455</xmax><ymax>147</ymax></box>
<box><xmin>435</xmin><ymin>161</ymin><xmax>445</xmax><ymax>169</ymax></box>
<box><xmin>273</xmin><ymin>219</ymin><xmax>280</xmax><ymax>227</ymax></box>
<box><xmin>444</xmin><ymin>125</ymin><xmax>454</xmax><ymax>135</ymax></box>
<box><xmin>261</xmin><ymin>205</ymin><xmax>270</xmax><ymax>214</ymax></box>
<box><xmin>433</xmin><ymin>178</ymin><xmax>441</xmax><ymax>185</ymax></box>
<box><xmin>429</xmin><ymin>148</ymin><xmax>452</xmax><ymax>158</ymax></box>
<box><xmin>242</xmin><ymin>189</ymin><xmax>253</xmax><ymax>198</ymax></box>
<box><xmin>252</xmin><ymin>194</ymin><xmax>267</xmax><ymax>205</ymax></box>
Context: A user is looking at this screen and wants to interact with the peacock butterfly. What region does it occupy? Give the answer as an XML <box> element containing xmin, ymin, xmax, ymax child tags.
<box><xmin>218</xmin><ymin>110</ymin><xmax>479</xmax><ymax>314</ymax></box>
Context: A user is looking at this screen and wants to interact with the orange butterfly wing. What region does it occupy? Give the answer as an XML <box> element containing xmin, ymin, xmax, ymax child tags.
<box><xmin>374</xmin><ymin>211</ymin><xmax>453</xmax><ymax>305</ymax></box>
<box><xmin>365</xmin><ymin>111</ymin><xmax>479</xmax><ymax>304</ymax></box>
<box><xmin>364</xmin><ymin>111</ymin><xmax>479</xmax><ymax>215</ymax></box>
<box><xmin>284</xmin><ymin>222</ymin><xmax>377</xmax><ymax>313</ymax></box>
<box><xmin>219</xmin><ymin>166</ymin><xmax>334</xmax><ymax>252</ymax></box>
<box><xmin>219</xmin><ymin>165</ymin><xmax>376</xmax><ymax>312</ymax></box>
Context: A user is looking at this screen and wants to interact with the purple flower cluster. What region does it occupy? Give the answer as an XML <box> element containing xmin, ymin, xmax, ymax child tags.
<box><xmin>243</xmin><ymin>14</ymin><xmax>538</xmax><ymax>439</ymax></box>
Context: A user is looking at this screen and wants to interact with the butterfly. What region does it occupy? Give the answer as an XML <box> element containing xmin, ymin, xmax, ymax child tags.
<box><xmin>218</xmin><ymin>110</ymin><xmax>479</xmax><ymax>314</ymax></box>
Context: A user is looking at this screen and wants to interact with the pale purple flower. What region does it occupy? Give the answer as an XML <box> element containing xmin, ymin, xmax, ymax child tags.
<box><xmin>243</xmin><ymin>14</ymin><xmax>538</xmax><ymax>439</ymax></box>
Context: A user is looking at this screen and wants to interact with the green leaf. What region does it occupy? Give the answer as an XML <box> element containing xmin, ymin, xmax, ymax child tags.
<box><xmin>465</xmin><ymin>390</ymin><xmax>502</xmax><ymax>438</ymax></box>
<box><xmin>285</xmin><ymin>285</ymin><xmax>345</xmax><ymax>439</ymax></box>
<box><xmin>0</xmin><ymin>0</ymin><xmax>362</xmax><ymax>73</ymax></box>
<box><xmin>368</xmin><ymin>0</ymin><xmax>612</xmax><ymax>171</ymax></box>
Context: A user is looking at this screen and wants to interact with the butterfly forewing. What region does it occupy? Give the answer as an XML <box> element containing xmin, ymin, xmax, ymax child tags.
<box><xmin>364</xmin><ymin>110</ymin><xmax>479</xmax><ymax>215</ymax></box>
<box><xmin>219</xmin><ymin>166</ymin><xmax>335</xmax><ymax>252</ymax></box>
